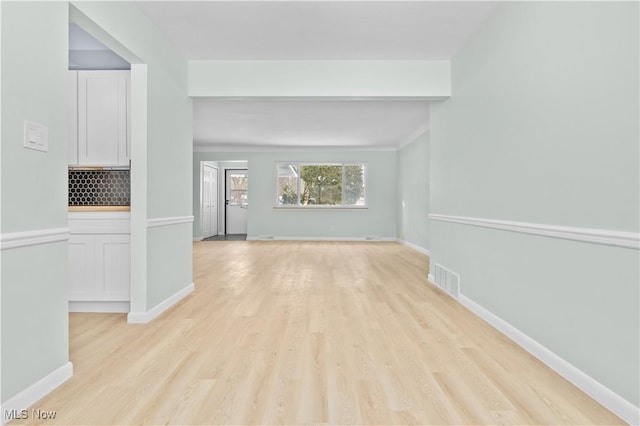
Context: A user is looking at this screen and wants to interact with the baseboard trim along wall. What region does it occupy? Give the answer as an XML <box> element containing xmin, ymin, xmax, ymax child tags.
<box><xmin>397</xmin><ymin>239</ymin><xmax>431</xmax><ymax>256</ymax></box>
<box><xmin>0</xmin><ymin>227</ymin><xmax>70</xmax><ymax>250</ymax></box>
<box><xmin>456</xmin><ymin>292</ymin><xmax>639</xmax><ymax>425</ymax></box>
<box><xmin>127</xmin><ymin>282</ymin><xmax>195</xmax><ymax>323</ymax></box>
<box><xmin>428</xmin><ymin>213</ymin><xmax>639</xmax><ymax>250</ymax></box>
<box><xmin>69</xmin><ymin>301</ymin><xmax>130</xmax><ymax>313</ymax></box>
<box><xmin>247</xmin><ymin>236</ymin><xmax>397</xmax><ymax>242</ymax></box>
<box><xmin>0</xmin><ymin>362</ymin><xmax>73</xmax><ymax>425</ymax></box>
<box><xmin>147</xmin><ymin>216</ymin><xmax>194</xmax><ymax>228</ymax></box>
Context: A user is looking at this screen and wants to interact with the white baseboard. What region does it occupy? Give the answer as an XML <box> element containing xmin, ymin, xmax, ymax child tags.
<box><xmin>1</xmin><ymin>362</ymin><xmax>73</xmax><ymax>425</ymax></box>
<box><xmin>127</xmin><ymin>282</ymin><xmax>194</xmax><ymax>323</ymax></box>
<box><xmin>397</xmin><ymin>239</ymin><xmax>431</xmax><ymax>256</ymax></box>
<box><xmin>193</xmin><ymin>237</ymin><xmax>204</xmax><ymax>241</ymax></box>
<box><xmin>247</xmin><ymin>236</ymin><xmax>397</xmax><ymax>242</ymax></box>
<box><xmin>69</xmin><ymin>301</ymin><xmax>130</xmax><ymax>313</ymax></box>
<box><xmin>458</xmin><ymin>294</ymin><xmax>639</xmax><ymax>425</ymax></box>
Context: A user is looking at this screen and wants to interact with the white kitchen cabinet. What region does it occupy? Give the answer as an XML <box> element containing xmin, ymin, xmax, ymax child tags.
<box><xmin>95</xmin><ymin>234</ymin><xmax>130</xmax><ymax>301</ymax></box>
<box><xmin>68</xmin><ymin>70</ymin><xmax>79</xmax><ymax>165</ymax></box>
<box><xmin>68</xmin><ymin>212</ymin><xmax>130</xmax><ymax>312</ymax></box>
<box><xmin>73</xmin><ymin>70</ymin><xmax>130</xmax><ymax>167</ymax></box>
<box><xmin>68</xmin><ymin>234</ymin><xmax>93</xmax><ymax>299</ymax></box>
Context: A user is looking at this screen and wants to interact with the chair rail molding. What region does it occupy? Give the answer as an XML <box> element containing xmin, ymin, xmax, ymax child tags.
<box><xmin>0</xmin><ymin>227</ymin><xmax>70</xmax><ymax>250</ymax></box>
<box><xmin>146</xmin><ymin>216</ymin><xmax>194</xmax><ymax>228</ymax></box>
<box><xmin>428</xmin><ymin>214</ymin><xmax>639</xmax><ymax>250</ymax></box>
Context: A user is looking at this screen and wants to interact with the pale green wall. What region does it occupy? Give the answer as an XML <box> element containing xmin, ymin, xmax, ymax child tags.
<box><xmin>71</xmin><ymin>2</ymin><xmax>194</xmax><ymax>311</ymax></box>
<box><xmin>146</xmin><ymin>67</ymin><xmax>193</xmax><ymax>219</ymax></box>
<box><xmin>147</xmin><ymin>224</ymin><xmax>193</xmax><ymax>308</ymax></box>
<box><xmin>193</xmin><ymin>151</ymin><xmax>397</xmax><ymax>239</ymax></box>
<box><xmin>189</xmin><ymin>60</ymin><xmax>450</xmax><ymax>98</ymax></box>
<box><xmin>397</xmin><ymin>131</ymin><xmax>430</xmax><ymax>250</ymax></box>
<box><xmin>1</xmin><ymin>1</ymin><xmax>70</xmax><ymax>401</ymax></box>
<box><xmin>429</xmin><ymin>2</ymin><xmax>639</xmax><ymax>405</ymax></box>
<box><xmin>145</xmin><ymin>66</ymin><xmax>193</xmax><ymax>307</ymax></box>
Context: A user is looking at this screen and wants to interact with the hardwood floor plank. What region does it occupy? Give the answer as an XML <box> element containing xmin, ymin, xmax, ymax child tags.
<box><xmin>11</xmin><ymin>241</ymin><xmax>624</xmax><ymax>425</ymax></box>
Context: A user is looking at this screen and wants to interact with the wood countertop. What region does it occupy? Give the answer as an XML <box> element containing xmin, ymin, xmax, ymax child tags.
<box><xmin>69</xmin><ymin>206</ymin><xmax>131</xmax><ymax>212</ymax></box>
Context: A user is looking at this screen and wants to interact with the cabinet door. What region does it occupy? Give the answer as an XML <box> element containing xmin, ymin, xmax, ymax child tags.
<box><xmin>95</xmin><ymin>234</ymin><xmax>130</xmax><ymax>301</ymax></box>
<box><xmin>77</xmin><ymin>71</ymin><xmax>130</xmax><ymax>166</ymax></box>
<box><xmin>68</xmin><ymin>71</ymin><xmax>78</xmax><ymax>165</ymax></box>
<box><xmin>68</xmin><ymin>234</ymin><xmax>95</xmax><ymax>301</ymax></box>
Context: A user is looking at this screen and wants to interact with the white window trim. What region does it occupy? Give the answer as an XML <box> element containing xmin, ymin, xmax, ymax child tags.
<box><xmin>275</xmin><ymin>161</ymin><xmax>368</xmax><ymax>209</ymax></box>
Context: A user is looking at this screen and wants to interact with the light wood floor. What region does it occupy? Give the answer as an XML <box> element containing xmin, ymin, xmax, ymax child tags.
<box><xmin>16</xmin><ymin>241</ymin><xmax>622</xmax><ymax>425</ymax></box>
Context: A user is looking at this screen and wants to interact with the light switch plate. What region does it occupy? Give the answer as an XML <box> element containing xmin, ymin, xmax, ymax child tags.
<box><xmin>24</xmin><ymin>120</ymin><xmax>48</xmax><ymax>152</ymax></box>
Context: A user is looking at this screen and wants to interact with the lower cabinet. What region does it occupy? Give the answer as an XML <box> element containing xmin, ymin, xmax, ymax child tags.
<box><xmin>68</xmin><ymin>234</ymin><xmax>130</xmax><ymax>302</ymax></box>
<box><xmin>68</xmin><ymin>212</ymin><xmax>130</xmax><ymax>312</ymax></box>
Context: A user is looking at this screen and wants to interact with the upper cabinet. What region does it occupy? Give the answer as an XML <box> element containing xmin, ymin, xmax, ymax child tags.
<box><xmin>68</xmin><ymin>71</ymin><xmax>79</xmax><ymax>164</ymax></box>
<box><xmin>68</xmin><ymin>70</ymin><xmax>130</xmax><ymax>167</ymax></box>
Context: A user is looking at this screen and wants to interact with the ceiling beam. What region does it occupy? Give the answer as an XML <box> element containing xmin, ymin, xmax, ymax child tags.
<box><xmin>188</xmin><ymin>60</ymin><xmax>450</xmax><ymax>98</ymax></box>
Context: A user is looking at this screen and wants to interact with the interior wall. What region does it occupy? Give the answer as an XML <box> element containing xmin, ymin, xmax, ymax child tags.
<box><xmin>70</xmin><ymin>2</ymin><xmax>194</xmax><ymax>312</ymax></box>
<box><xmin>429</xmin><ymin>1</ymin><xmax>639</xmax><ymax>407</ymax></box>
<box><xmin>396</xmin><ymin>131</ymin><xmax>430</xmax><ymax>251</ymax></box>
<box><xmin>189</xmin><ymin>60</ymin><xmax>451</xmax><ymax>98</ymax></box>
<box><xmin>193</xmin><ymin>151</ymin><xmax>397</xmax><ymax>240</ymax></box>
<box><xmin>145</xmin><ymin>66</ymin><xmax>193</xmax><ymax>308</ymax></box>
<box><xmin>1</xmin><ymin>1</ymin><xmax>70</xmax><ymax>402</ymax></box>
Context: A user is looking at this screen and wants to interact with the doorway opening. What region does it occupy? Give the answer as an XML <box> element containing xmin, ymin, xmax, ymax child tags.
<box><xmin>199</xmin><ymin>160</ymin><xmax>248</xmax><ymax>241</ymax></box>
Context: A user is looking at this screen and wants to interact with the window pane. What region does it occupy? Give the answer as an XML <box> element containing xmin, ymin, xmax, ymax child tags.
<box><xmin>300</xmin><ymin>165</ymin><xmax>342</xmax><ymax>205</ymax></box>
<box><xmin>230</xmin><ymin>190</ymin><xmax>247</xmax><ymax>205</ymax></box>
<box><xmin>230</xmin><ymin>174</ymin><xmax>248</xmax><ymax>190</ymax></box>
<box><xmin>344</xmin><ymin>165</ymin><xmax>365</xmax><ymax>205</ymax></box>
<box><xmin>277</xmin><ymin>164</ymin><xmax>299</xmax><ymax>205</ymax></box>
<box><xmin>229</xmin><ymin>173</ymin><xmax>248</xmax><ymax>206</ymax></box>
<box><xmin>275</xmin><ymin>162</ymin><xmax>367</xmax><ymax>208</ymax></box>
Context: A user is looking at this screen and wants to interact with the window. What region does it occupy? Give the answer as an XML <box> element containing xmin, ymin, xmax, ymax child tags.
<box><xmin>276</xmin><ymin>162</ymin><xmax>367</xmax><ymax>208</ymax></box>
<box><xmin>228</xmin><ymin>171</ymin><xmax>248</xmax><ymax>206</ymax></box>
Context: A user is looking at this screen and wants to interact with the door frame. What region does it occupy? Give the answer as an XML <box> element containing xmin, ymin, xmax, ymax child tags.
<box><xmin>224</xmin><ymin>168</ymin><xmax>248</xmax><ymax>235</ymax></box>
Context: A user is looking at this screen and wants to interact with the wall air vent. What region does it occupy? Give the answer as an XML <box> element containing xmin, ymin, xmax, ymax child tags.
<box><xmin>430</xmin><ymin>263</ymin><xmax>460</xmax><ymax>299</ymax></box>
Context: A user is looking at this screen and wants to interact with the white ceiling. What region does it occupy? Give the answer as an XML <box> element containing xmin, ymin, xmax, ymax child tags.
<box><xmin>137</xmin><ymin>1</ymin><xmax>498</xmax><ymax>60</ymax></box>
<box><xmin>136</xmin><ymin>1</ymin><xmax>497</xmax><ymax>149</ymax></box>
<box><xmin>193</xmin><ymin>99</ymin><xmax>429</xmax><ymax>150</ymax></box>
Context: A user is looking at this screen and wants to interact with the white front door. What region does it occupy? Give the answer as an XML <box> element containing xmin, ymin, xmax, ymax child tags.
<box><xmin>202</xmin><ymin>164</ymin><xmax>218</xmax><ymax>238</ymax></box>
<box><xmin>226</xmin><ymin>169</ymin><xmax>248</xmax><ymax>235</ymax></box>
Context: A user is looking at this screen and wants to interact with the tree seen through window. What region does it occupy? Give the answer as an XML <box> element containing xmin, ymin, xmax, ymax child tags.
<box><xmin>276</xmin><ymin>163</ymin><xmax>366</xmax><ymax>207</ymax></box>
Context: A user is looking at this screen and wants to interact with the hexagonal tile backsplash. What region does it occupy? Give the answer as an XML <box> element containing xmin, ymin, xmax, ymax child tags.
<box><xmin>68</xmin><ymin>170</ymin><xmax>130</xmax><ymax>206</ymax></box>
